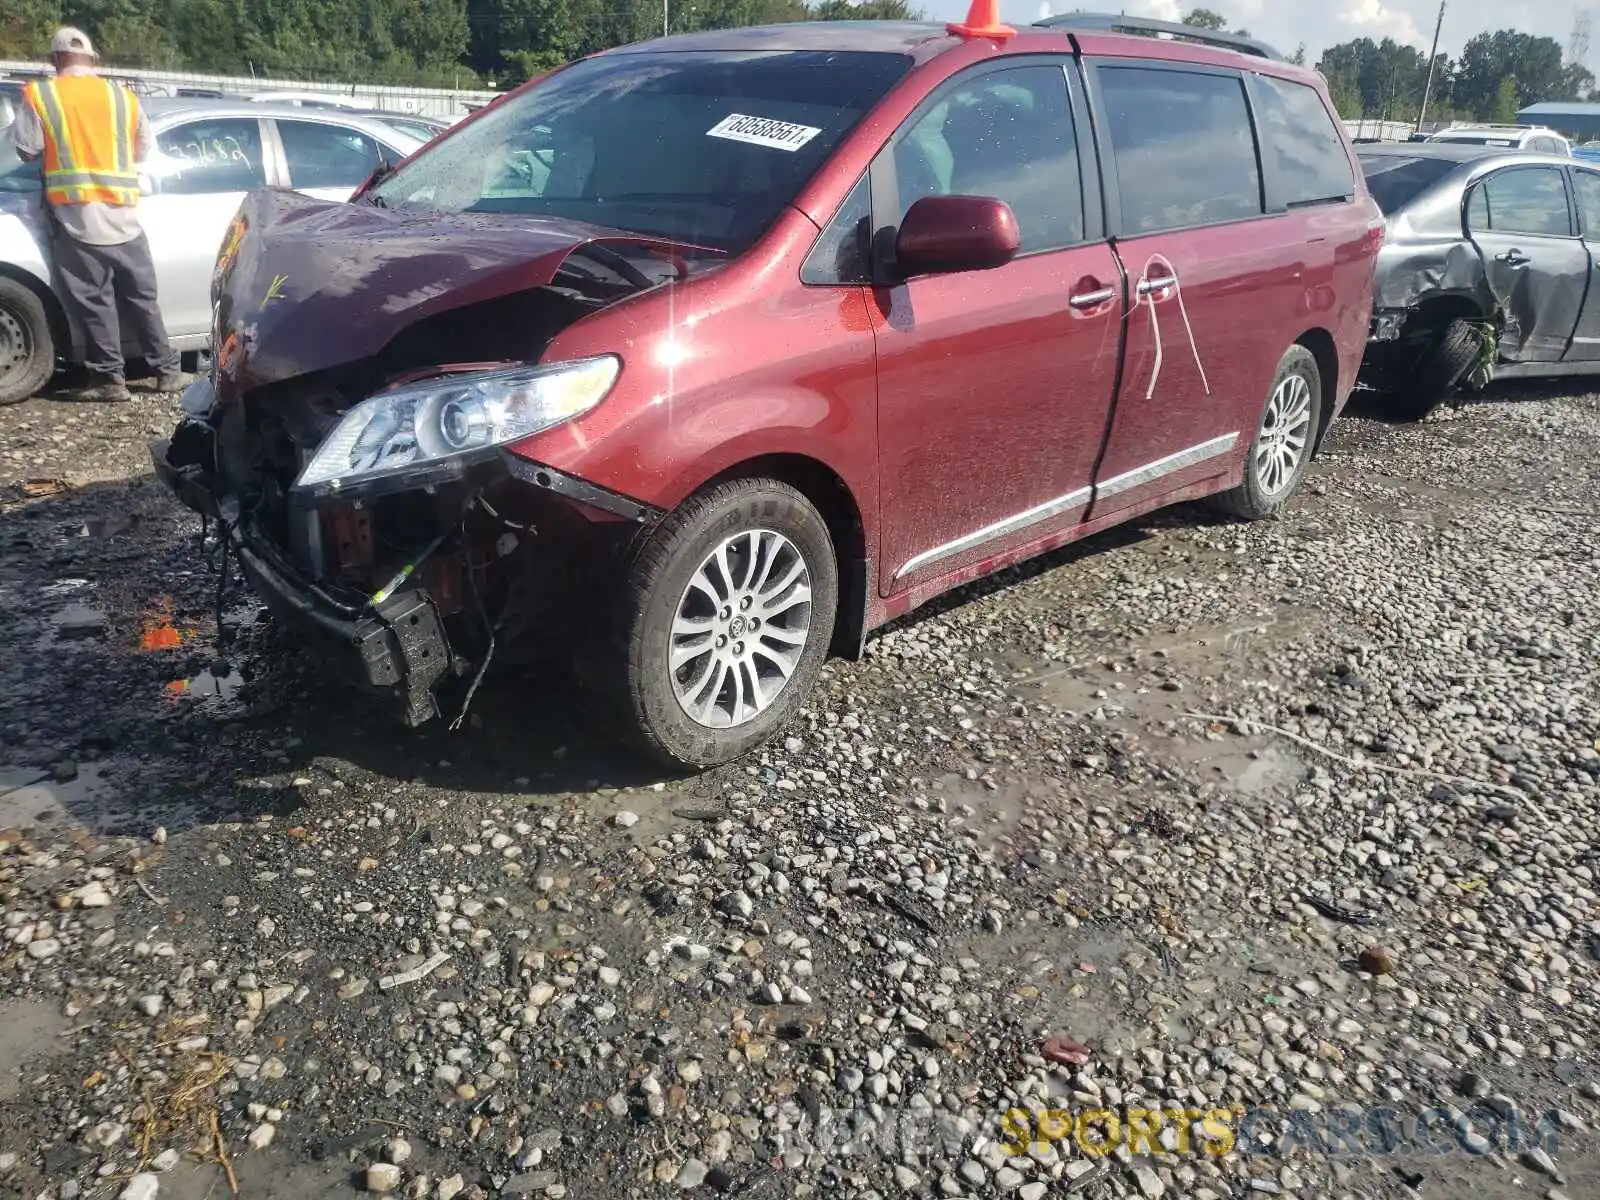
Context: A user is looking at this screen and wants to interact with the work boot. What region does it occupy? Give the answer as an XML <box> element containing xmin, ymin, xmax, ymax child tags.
<box><xmin>76</xmin><ymin>372</ymin><xmax>132</xmax><ymax>403</ymax></box>
<box><xmin>154</xmin><ymin>369</ymin><xmax>197</xmax><ymax>394</ymax></box>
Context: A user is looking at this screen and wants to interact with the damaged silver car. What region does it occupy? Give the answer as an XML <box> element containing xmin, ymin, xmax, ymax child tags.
<box><xmin>1358</xmin><ymin>143</ymin><xmax>1600</xmax><ymax>420</ymax></box>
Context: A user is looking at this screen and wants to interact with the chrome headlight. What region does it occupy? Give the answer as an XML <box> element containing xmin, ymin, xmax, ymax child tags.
<box><xmin>294</xmin><ymin>355</ymin><xmax>620</xmax><ymax>499</ymax></box>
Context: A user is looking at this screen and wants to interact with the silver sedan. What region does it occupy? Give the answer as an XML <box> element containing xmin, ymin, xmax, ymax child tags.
<box><xmin>0</xmin><ymin>97</ymin><xmax>426</xmax><ymax>404</ymax></box>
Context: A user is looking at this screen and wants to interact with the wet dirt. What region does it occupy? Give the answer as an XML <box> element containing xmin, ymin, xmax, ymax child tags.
<box><xmin>1</xmin><ymin>387</ymin><xmax>1598</xmax><ymax>1200</ymax></box>
<box><xmin>0</xmin><ymin>762</ymin><xmax>113</xmax><ymax>830</ymax></box>
<box><xmin>0</xmin><ymin>998</ymin><xmax>70</xmax><ymax>1103</ymax></box>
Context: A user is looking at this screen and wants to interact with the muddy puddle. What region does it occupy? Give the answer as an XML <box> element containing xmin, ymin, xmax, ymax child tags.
<box><xmin>1348</xmin><ymin>475</ymin><xmax>1482</xmax><ymax>529</ymax></box>
<box><xmin>958</xmin><ymin>915</ymin><xmax>1336</xmax><ymax>1064</ymax></box>
<box><xmin>997</xmin><ymin>611</ymin><xmax>1315</xmax><ymax>796</ymax></box>
<box><xmin>0</xmin><ymin>762</ymin><xmax>112</xmax><ymax>830</ymax></box>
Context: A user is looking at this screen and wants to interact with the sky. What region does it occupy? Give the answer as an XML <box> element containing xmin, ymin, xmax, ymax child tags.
<box><xmin>919</xmin><ymin>0</ymin><xmax>1592</xmax><ymax>68</ymax></box>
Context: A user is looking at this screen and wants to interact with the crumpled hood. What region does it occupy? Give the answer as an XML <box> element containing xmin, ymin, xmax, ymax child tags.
<box><xmin>212</xmin><ymin>188</ymin><xmax>677</xmax><ymax>395</ymax></box>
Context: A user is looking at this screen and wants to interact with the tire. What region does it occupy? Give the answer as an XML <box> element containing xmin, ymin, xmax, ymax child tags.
<box><xmin>1392</xmin><ymin>318</ymin><xmax>1481</xmax><ymax>422</ymax></box>
<box><xmin>598</xmin><ymin>478</ymin><xmax>838</xmax><ymax>769</ymax></box>
<box><xmin>1211</xmin><ymin>344</ymin><xmax>1323</xmax><ymax>521</ymax></box>
<box><xmin>0</xmin><ymin>276</ymin><xmax>56</xmax><ymax>406</ymax></box>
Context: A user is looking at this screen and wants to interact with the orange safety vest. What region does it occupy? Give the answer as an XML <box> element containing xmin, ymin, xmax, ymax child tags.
<box><xmin>24</xmin><ymin>74</ymin><xmax>141</xmax><ymax>208</ymax></box>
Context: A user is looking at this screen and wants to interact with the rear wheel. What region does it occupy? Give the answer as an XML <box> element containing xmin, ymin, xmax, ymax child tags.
<box><xmin>1391</xmin><ymin>318</ymin><xmax>1482</xmax><ymax>422</ymax></box>
<box><xmin>1211</xmin><ymin>344</ymin><xmax>1322</xmax><ymax>521</ymax></box>
<box><xmin>0</xmin><ymin>277</ymin><xmax>55</xmax><ymax>406</ymax></box>
<box><xmin>598</xmin><ymin>478</ymin><xmax>838</xmax><ymax>769</ymax></box>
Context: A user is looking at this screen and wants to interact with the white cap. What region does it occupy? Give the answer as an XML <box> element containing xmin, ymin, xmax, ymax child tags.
<box><xmin>50</xmin><ymin>27</ymin><xmax>98</xmax><ymax>58</ymax></box>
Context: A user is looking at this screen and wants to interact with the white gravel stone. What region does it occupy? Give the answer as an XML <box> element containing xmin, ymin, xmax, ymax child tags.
<box><xmin>367</xmin><ymin>1163</ymin><xmax>403</xmax><ymax>1193</ymax></box>
<box><xmin>150</xmin><ymin>1149</ymin><xmax>180</xmax><ymax>1173</ymax></box>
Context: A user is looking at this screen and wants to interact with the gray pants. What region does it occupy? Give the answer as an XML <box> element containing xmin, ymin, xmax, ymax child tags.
<box><xmin>52</xmin><ymin>229</ymin><xmax>180</xmax><ymax>380</ymax></box>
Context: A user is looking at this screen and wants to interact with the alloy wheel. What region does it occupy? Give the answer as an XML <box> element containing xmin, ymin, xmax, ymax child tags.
<box><xmin>1255</xmin><ymin>373</ymin><xmax>1313</xmax><ymax>497</ymax></box>
<box><xmin>669</xmin><ymin>528</ymin><xmax>813</xmax><ymax>729</ymax></box>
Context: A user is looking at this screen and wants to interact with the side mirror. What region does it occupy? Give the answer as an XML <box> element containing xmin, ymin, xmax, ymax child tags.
<box><xmin>894</xmin><ymin>194</ymin><xmax>1020</xmax><ymax>279</ymax></box>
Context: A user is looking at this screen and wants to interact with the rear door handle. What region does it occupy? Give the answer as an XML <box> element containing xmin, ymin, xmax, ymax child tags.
<box><xmin>1498</xmin><ymin>249</ymin><xmax>1530</xmax><ymax>268</ymax></box>
<box><xmin>1137</xmin><ymin>275</ymin><xmax>1178</xmax><ymax>295</ymax></box>
<box><xmin>1069</xmin><ymin>286</ymin><xmax>1116</xmax><ymax>309</ymax></box>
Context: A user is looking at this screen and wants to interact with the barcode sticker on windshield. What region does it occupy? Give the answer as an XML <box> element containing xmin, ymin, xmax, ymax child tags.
<box><xmin>706</xmin><ymin>113</ymin><xmax>822</xmax><ymax>152</ymax></box>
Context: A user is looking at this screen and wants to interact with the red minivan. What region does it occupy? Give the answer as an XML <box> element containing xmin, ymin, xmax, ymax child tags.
<box><xmin>153</xmin><ymin>11</ymin><xmax>1383</xmax><ymax>768</ymax></box>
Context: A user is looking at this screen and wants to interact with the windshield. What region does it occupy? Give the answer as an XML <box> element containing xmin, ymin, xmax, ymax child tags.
<box><xmin>369</xmin><ymin>49</ymin><xmax>912</xmax><ymax>254</ymax></box>
<box><xmin>1359</xmin><ymin>154</ymin><xmax>1463</xmax><ymax>215</ymax></box>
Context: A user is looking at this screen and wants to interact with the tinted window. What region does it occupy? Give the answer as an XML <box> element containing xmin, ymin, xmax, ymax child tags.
<box><xmin>1359</xmin><ymin>154</ymin><xmax>1462</xmax><ymax>216</ymax></box>
<box><xmin>370</xmin><ymin>50</ymin><xmax>912</xmax><ymax>255</ymax></box>
<box><xmin>1097</xmin><ymin>66</ymin><xmax>1262</xmax><ymax>233</ymax></box>
<box><xmin>1572</xmin><ymin>170</ymin><xmax>1600</xmax><ymax>234</ymax></box>
<box><xmin>278</xmin><ymin>120</ymin><xmax>386</xmax><ymax>189</ymax></box>
<box><xmin>802</xmin><ymin>174</ymin><xmax>871</xmax><ymax>285</ymax></box>
<box><xmin>891</xmin><ymin>64</ymin><xmax>1083</xmax><ymax>254</ymax></box>
<box><xmin>1253</xmin><ymin>76</ymin><xmax>1353</xmax><ymax>207</ymax></box>
<box><xmin>1467</xmin><ymin>167</ymin><xmax>1572</xmax><ymax>237</ymax></box>
<box><xmin>153</xmin><ymin>118</ymin><xmax>267</xmax><ymax>195</ymax></box>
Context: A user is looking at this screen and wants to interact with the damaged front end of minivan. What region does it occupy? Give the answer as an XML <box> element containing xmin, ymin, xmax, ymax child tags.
<box><xmin>151</xmin><ymin>189</ymin><xmax>711</xmax><ymax>726</ymax></box>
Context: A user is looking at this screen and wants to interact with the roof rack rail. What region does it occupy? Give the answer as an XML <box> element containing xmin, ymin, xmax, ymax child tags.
<box><xmin>1440</xmin><ymin>122</ymin><xmax>1534</xmax><ymax>132</ymax></box>
<box><xmin>1033</xmin><ymin>12</ymin><xmax>1283</xmax><ymax>61</ymax></box>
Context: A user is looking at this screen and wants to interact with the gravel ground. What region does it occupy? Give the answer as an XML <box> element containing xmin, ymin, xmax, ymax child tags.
<box><xmin>1</xmin><ymin>385</ymin><xmax>1598</xmax><ymax>1200</ymax></box>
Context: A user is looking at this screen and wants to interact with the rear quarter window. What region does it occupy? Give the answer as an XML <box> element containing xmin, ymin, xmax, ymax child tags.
<box><xmin>1252</xmin><ymin>75</ymin><xmax>1354</xmax><ymax>207</ymax></box>
<box><xmin>1095</xmin><ymin>65</ymin><xmax>1263</xmax><ymax>234</ymax></box>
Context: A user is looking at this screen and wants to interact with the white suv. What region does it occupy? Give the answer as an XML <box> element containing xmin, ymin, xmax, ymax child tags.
<box><xmin>1425</xmin><ymin>124</ymin><xmax>1571</xmax><ymax>156</ymax></box>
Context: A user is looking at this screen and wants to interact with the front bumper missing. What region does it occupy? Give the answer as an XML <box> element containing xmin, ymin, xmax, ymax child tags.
<box><xmin>149</xmin><ymin>377</ymin><xmax>661</xmax><ymax>727</ymax></box>
<box><xmin>233</xmin><ymin>532</ymin><xmax>454</xmax><ymax>727</ymax></box>
<box><xmin>152</xmin><ymin>427</ymin><xmax>456</xmax><ymax>727</ymax></box>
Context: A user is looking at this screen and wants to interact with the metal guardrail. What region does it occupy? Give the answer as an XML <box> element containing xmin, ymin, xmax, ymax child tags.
<box><xmin>0</xmin><ymin>58</ymin><xmax>497</xmax><ymax>119</ymax></box>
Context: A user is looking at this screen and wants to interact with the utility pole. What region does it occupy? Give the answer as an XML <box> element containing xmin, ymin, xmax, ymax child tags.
<box><xmin>1568</xmin><ymin>8</ymin><xmax>1593</xmax><ymax>69</ymax></box>
<box><xmin>1416</xmin><ymin>0</ymin><xmax>1446</xmax><ymax>133</ymax></box>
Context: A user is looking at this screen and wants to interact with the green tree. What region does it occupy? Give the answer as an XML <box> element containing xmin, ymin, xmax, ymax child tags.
<box><xmin>1323</xmin><ymin>69</ymin><xmax>1362</xmax><ymax>119</ymax></box>
<box><xmin>1181</xmin><ymin>7</ymin><xmax>1225</xmax><ymax>29</ymax></box>
<box><xmin>1316</xmin><ymin>37</ymin><xmax>1432</xmax><ymax>121</ymax></box>
<box><xmin>1489</xmin><ymin>75</ymin><xmax>1519</xmax><ymax>123</ymax></box>
<box><xmin>1454</xmin><ymin>30</ymin><xmax>1565</xmax><ymax>119</ymax></box>
<box><xmin>0</xmin><ymin>0</ymin><xmax>61</xmax><ymax>58</ymax></box>
<box><xmin>811</xmin><ymin>0</ymin><xmax>919</xmax><ymax>17</ymax></box>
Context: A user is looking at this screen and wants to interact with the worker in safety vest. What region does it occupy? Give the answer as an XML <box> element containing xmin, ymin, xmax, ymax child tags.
<box><xmin>13</xmin><ymin>28</ymin><xmax>191</xmax><ymax>403</ymax></box>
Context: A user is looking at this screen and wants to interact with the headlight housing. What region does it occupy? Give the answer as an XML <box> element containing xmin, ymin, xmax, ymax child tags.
<box><xmin>294</xmin><ymin>355</ymin><xmax>620</xmax><ymax>500</ymax></box>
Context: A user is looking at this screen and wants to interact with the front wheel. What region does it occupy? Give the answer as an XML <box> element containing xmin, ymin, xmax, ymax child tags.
<box><xmin>1211</xmin><ymin>344</ymin><xmax>1322</xmax><ymax>521</ymax></box>
<box><xmin>0</xmin><ymin>277</ymin><xmax>56</xmax><ymax>406</ymax></box>
<box><xmin>598</xmin><ymin>478</ymin><xmax>838</xmax><ymax>769</ymax></box>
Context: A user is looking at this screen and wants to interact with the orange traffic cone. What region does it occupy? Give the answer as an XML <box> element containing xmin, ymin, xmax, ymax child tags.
<box><xmin>947</xmin><ymin>0</ymin><xmax>1015</xmax><ymax>40</ymax></box>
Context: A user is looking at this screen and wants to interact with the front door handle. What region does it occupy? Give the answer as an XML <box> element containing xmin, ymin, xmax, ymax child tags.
<box><xmin>1498</xmin><ymin>248</ymin><xmax>1530</xmax><ymax>268</ymax></box>
<box><xmin>1137</xmin><ymin>275</ymin><xmax>1178</xmax><ymax>296</ymax></box>
<box><xmin>1069</xmin><ymin>286</ymin><xmax>1116</xmax><ymax>309</ymax></box>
